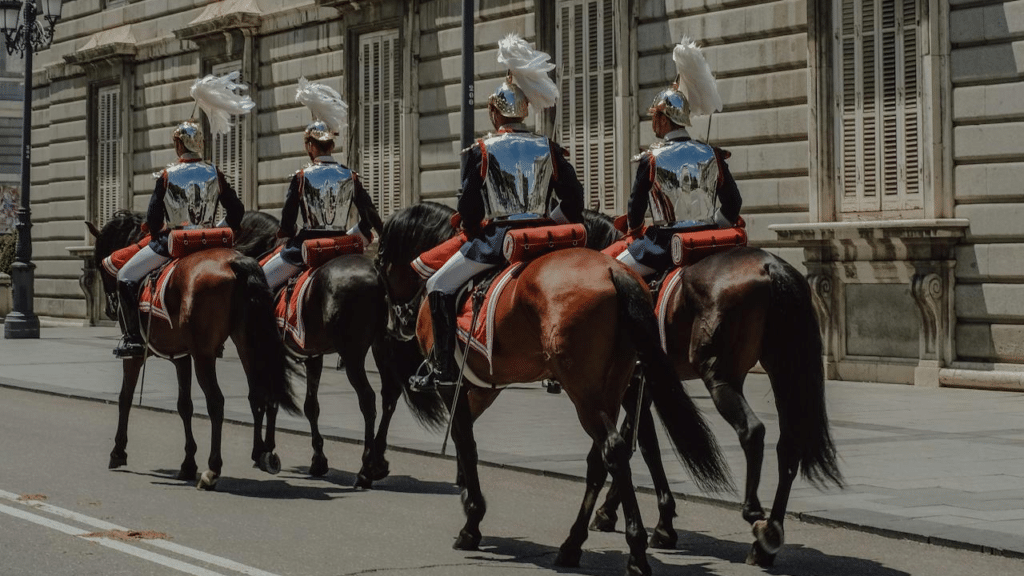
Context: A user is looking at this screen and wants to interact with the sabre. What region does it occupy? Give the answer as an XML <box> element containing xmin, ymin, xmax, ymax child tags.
<box><xmin>441</xmin><ymin>287</ymin><xmax>485</xmax><ymax>456</ymax></box>
<box><xmin>631</xmin><ymin>366</ymin><xmax>646</xmax><ymax>452</ymax></box>
<box><xmin>137</xmin><ymin>275</ymin><xmax>156</xmax><ymax>407</ymax></box>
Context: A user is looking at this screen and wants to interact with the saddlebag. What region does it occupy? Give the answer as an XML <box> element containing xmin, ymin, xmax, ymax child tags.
<box><xmin>670</xmin><ymin>218</ymin><xmax>747</xmax><ymax>267</ymax></box>
<box><xmin>301</xmin><ymin>235</ymin><xmax>364</xmax><ymax>268</ymax></box>
<box><xmin>502</xmin><ymin>223</ymin><xmax>587</xmax><ymax>264</ymax></box>
<box><xmin>168</xmin><ymin>228</ymin><xmax>234</xmax><ymax>259</ymax></box>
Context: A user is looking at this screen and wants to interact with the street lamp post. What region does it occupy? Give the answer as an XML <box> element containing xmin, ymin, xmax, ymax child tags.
<box><xmin>1</xmin><ymin>0</ymin><xmax>63</xmax><ymax>339</ymax></box>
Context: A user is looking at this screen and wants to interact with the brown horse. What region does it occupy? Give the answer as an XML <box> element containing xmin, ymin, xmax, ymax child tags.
<box><xmin>89</xmin><ymin>211</ymin><xmax>299</xmax><ymax>490</ymax></box>
<box><xmin>581</xmin><ymin>210</ymin><xmax>843</xmax><ymax>566</ymax></box>
<box><xmin>376</xmin><ymin>202</ymin><xmax>731</xmax><ymax>576</ymax></box>
<box><xmin>236</xmin><ymin>211</ymin><xmax>442</xmax><ymax>487</ymax></box>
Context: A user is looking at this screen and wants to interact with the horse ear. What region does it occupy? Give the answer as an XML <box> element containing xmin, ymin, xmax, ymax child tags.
<box><xmin>85</xmin><ymin>221</ymin><xmax>102</xmax><ymax>238</ymax></box>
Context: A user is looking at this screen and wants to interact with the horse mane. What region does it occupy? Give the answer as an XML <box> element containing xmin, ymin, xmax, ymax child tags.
<box><xmin>582</xmin><ymin>209</ymin><xmax>622</xmax><ymax>251</ymax></box>
<box><xmin>95</xmin><ymin>210</ymin><xmax>146</xmax><ymax>262</ymax></box>
<box><xmin>234</xmin><ymin>210</ymin><xmax>284</xmax><ymax>259</ymax></box>
<box><xmin>376</xmin><ymin>201</ymin><xmax>457</xmax><ymax>268</ymax></box>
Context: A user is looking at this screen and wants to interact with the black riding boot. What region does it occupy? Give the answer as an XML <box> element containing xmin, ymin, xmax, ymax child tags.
<box><xmin>409</xmin><ymin>291</ymin><xmax>459</xmax><ymax>391</ymax></box>
<box><xmin>113</xmin><ymin>280</ymin><xmax>146</xmax><ymax>358</ymax></box>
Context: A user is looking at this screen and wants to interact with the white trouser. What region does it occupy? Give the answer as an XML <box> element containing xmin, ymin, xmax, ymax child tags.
<box><xmin>425</xmin><ymin>251</ymin><xmax>494</xmax><ymax>295</ymax></box>
<box><xmin>117</xmin><ymin>245</ymin><xmax>171</xmax><ymax>283</ymax></box>
<box><xmin>262</xmin><ymin>253</ymin><xmax>304</xmax><ymax>292</ymax></box>
<box><xmin>616</xmin><ymin>249</ymin><xmax>657</xmax><ymax>279</ymax></box>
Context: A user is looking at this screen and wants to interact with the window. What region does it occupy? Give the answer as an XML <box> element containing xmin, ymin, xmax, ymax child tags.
<box><xmin>209</xmin><ymin>61</ymin><xmax>246</xmax><ymax>210</ymax></box>
<box><xmin>556</xmin><ymin>0</ymin><xmax>617</xmax><ymax>212</ymax></box>
<box><xmin>96</xmin><ymin>85</ymin><xmax>122</xmax><ymax>226</ymax></box>
<box><xmin>358</xmin><ymin>29</ymin><xmax>403</xmax><ymax>219</ymax></box>
<box><xmin>835</xmin><ymin>0</ymin><xmax>921</xmax><ymax>214</ymax></box>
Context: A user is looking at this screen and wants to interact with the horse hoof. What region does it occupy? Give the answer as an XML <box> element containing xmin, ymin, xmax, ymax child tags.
<box><xmin>649</xmin><ymin>525</ymin><xmax>677</xmax><ymax>549</ymax></box>
<box><xmin>309</xmin><ymin>456</ymin><xmax>329</xmax><ymax>478</ymax></box>
<box><xmin>589</xmin><ymin>508</ymin><xmax>617</xmax><ymax>532</ymax></box>
<box><xmin>752</xmin><ymin>519</ymin><xmax>784</xmax><ymax>555</ymax></box>
<box><xmin>554</xmin><ymin>545</ymin><xmax>582</xmax><ymax>568</ymax></box>
<box><xmin>366</xmin><ymin>460</ymin><xmax>390</xmax><ymax>481</ymax></box>
<box><xmin>545</xmin><ymin>380</ymin><xmax>562</xmax><ymax>394</ymax></box>
<box><xmin>354</xmin><ymin>474</ymin><xmax>373</xmax><ymax>489</ymax></box>
<box><xmin>453</xmin><ymin>529</ymin><xmax>480</xmax><ymax>551</ymax></box>
<box><xmin>108</xmin><ymin>455</ymin><xmax>127</xmax><ymax>469</ymax></box>
<box><xmin>259</xmin><ymin>452</ymin><xmax>281</xmax><ymax>475</ymax></box>
<box><xmin>197</xmin><ymin>470</ymin><xmax>219</xmax><ymax>491</ymax></box>
<box><xmin>626</xmin><ymin>556</ymin><xmax>652</xmax><ymax>576</ymax></box>
<box><xmin>746</xmin><ymin>540</ymin><xmax>776</xmax><ymax>567</ymax></box>
<box><xmin>177</xmin><ymin>466</ymin><xmax>198</xmax><ymax>481</ymax></box>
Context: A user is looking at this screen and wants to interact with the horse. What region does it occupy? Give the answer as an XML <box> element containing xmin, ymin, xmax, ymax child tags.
<box><xmin>88</xmin><ymin>210</ymin><xmax>299</xmax><ymax>490</ymax></box>
<box><xmin>376</xmin><ymin>202</ymin><xmax>732</xmax><ymax>576</ymax></box>
<box><xmin>236</xmin><ymin>210</ymin><xmax>445</xmax><ymax>487</ymax></box>
<box><xmin>579</xmin><ymin>210</ymin><xmax>843</xmax><ymax>566</ymax></box>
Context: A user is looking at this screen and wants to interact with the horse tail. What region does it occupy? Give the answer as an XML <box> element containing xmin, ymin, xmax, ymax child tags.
<box><xmin>229</xmin><ymin>256</ymin><xmax>300</xmax><ymax>415</ymax></box>
<box><xmin>762</xmin><ymin>256</ymin><xmax>843</xmax><ymax>488</ymax></box>
<box><xmin>609</xmin><ymin>266</ymin><xmax>733</xmax><ymax>494</ymax></box>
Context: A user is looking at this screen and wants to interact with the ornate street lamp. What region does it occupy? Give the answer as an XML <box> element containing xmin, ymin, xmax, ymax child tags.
<box><xmin>1</xmin><ymin>0</ymin><xmax>63</xmax><ymax>339</ymax></box>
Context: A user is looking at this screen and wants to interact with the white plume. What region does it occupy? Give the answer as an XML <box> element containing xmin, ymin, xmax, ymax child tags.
<box><xmin>496</xmin><ymin>33</ymin><xmax>558</xmax><ymax>109</ymax></box>
<box><xmin>672</xmin><ymin>37</ymin><xmax>722</xmax><ymax>116</ymax></box>
<box><xmin>295</xmin><ymin>77</ymin><xmax>349</xmax><ymax>135</ymax></box>
<box><xmin>190</xmin><ymin>72</ymin><xmax>255</xmax><ymax>135</ymax></box>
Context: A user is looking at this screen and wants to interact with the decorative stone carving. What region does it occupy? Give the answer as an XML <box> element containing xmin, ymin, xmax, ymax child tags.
<box><xmin>911</xmin><ymin>273</ymin><xmax>942</xmax><ymax>359</ymax></box>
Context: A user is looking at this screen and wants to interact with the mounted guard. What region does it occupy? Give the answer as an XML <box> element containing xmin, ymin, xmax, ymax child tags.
<box><xmin>112</xmin><ymin>72</ymin><xmax>253</xmax><ymax>358</ymax></box>
<box><xmin>409</xmin><ymin>33</ymin><xmax>586</xmax><ymax>391</ymax></box>
<box><xmin>260</xmin><ymin>77</ymin><xmax>383</xmax><ymax>292</ymax></box>
<box><xmin>602</xmin><ymin>37</ymin><xmax>743</xmax><ymax>279</ymax></box>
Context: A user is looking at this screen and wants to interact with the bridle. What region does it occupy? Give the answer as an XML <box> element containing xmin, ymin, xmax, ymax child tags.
<box><xmin>374</xmin><ymin>257</ymin><xmax>425</xmax><ymax>342</ymax></box>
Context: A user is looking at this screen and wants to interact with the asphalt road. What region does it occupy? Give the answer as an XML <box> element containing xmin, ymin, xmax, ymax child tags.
<box><xmin>1</xmin><ymin>386</ymin><xmax>1023</xmax><ymax>576</ymax></box>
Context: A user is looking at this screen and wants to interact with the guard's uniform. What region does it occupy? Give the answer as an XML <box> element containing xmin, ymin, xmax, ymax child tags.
<box><xmin>603</xmin><ymin>127</ymin><xmax>741</xmax><ymax>273</ymax></box>
<box><xmin>262</xmin><ymin>156</ymin><xmax>382</xmax><ymax>290</ymax></box>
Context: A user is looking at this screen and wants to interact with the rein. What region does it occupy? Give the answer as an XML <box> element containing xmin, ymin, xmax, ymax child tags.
<box><xmin>374</xmin><ymin>259</ymin><xmax>425</xmax><ymax>342</ymax></box>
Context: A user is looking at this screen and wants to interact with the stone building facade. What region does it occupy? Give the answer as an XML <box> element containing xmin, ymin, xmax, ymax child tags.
<box><xmin>19</xmin><ymin>0</ymin><xmax>1024</xmax><ymax>389</ymax></box>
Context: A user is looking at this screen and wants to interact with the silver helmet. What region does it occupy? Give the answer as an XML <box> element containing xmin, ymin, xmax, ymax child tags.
<box><xmin>172</xmin><ymin>120</ymin><xmax>204</xmax><ymax>155</ymax></box>
<box><xmin>304</xmin><ymin>119</ymin><xmax>336</xmax><ymax>143</ymax></box>
<box><xmin>489</xmin><ymin>74</ymin><xmax>529</xmax><ymax>120</ymax></box>
<box><xmin>649</xmin><ymin>84</ymin><xmax>691</xmax><ymax>127</ymax></box>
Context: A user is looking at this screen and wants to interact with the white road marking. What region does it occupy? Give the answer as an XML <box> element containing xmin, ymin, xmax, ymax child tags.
<box><xmin>0</xmin><ymin>490</ymin><xmax>281</xmax><ymax>576</ymax></box>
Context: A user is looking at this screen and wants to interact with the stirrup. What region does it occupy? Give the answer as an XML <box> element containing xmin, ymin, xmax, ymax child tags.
<box><xmin>408</xmin><ymin>360</ymin><xmax>456</xmax><ymax>392</ymax></box>
<box><xmin>113</xmin><ymin>336</ymin><xmax>146</xmax><ymax>359</ymax></box>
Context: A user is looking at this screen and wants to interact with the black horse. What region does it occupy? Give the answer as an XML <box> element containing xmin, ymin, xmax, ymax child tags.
<box><xmin>580</xmin><ymin>210</ymin><xmax>842</xmax><ymax>566</ymax></box>
<box><xmin>236</xmin><ymin>211</ymin><xmax>447</xmax><ymax>487</ymax></box>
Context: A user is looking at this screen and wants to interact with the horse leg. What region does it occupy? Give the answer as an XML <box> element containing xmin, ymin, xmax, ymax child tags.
<box><xmin>172</xmin><ymin>356</ymin><xmax>198</xmax><ymax>481</ymax></box>
<box><xmin>108</xmin><ymin>357</ymin><xmax>144</xmax><ymax>469</ymax></box>
<box><xmin>592</xmin><ymin>376</ymin><xmax>641</xmax><ymax>533</ymax></box>
<box><xmin>344</xmin><ymin>349</ymin><xmax>380</xmax><ymax>489</ymax></box>
<box><xmin>448</xmin><ymin>390</ymin><xmax>485</xmax><ymax>551</ymax></box>
<box><xmin>748</xmin><ymin>418</ymin><xmax>800</xmax><ymax>567</ymax></box>
<box><xmin>193</xmin><ymin>355</ymin><xmax>225</xmax><ymax>490</ymax></box>
<box><xmin>303</xmin><ymin>355</ymin><xmax>329</xmax><ymax>477</ymax></box>
<box><xmin>634</xmin><ymin>390</ymin><xmax>677</xmax><ymax>549</ymax></box>
<box><xmin>706</xmin><ymin>379</ymin><xmax>767</xmax><ymax>524</ymax></box>
<box><xmin>368</xmin><ymin>351</ymin><xmax>401</xmax><ymax>483</ymax></box>
<box><xmin>555</xmin><ymin>442</ymin><xmax>606</xmax><ymax>568</ymax></box>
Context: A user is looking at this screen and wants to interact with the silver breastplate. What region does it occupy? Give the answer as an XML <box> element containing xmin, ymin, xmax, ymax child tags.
<box><xmin>299</xmin><ymin>163</ymin><xmax>357</xmax><ymax>230</ymax></box>
<box><xmin>163</xmin><ymin>162</ymin><xmax>221</xmax><ymax>229</ymax></box>
<box><xmin>480</xmin><ymin>132</ymin><xmax>554</xmax><ymax>221</ymax></box>
<box><xmin>646</xmin><ymin>140</ymin><xmax>720</xmax><ymax>226</ymax></box>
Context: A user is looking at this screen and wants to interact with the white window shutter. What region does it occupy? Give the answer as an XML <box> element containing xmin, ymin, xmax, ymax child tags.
<box><xmin>97</xmin><ymin>85</ymin><xmax>122</xmax><ymax>227</ymax></box>
<box><xmin>359</xmin><ymin>30</ymin><xmax>403</xmax><ymax>219</ymax></box>
<box><xmin>835</xmin><ymin>0</ymin><xmax>920</xmax><ymax>215</ymax></box>
<box><xmin>209</xmin><ymin>61</ymin><xmax>246</xmax><ymax>223</ymax></box>
<box><xmin>557</xmin><ymin>0</ymin><xmax>617</xmax><ymax>212</ymax></box>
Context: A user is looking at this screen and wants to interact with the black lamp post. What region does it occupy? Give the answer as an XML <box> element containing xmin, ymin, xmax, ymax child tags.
<box><xmin>1</xmin><ymin>0</ymin><xmax>63</xmax><ymax>339</ymax></box>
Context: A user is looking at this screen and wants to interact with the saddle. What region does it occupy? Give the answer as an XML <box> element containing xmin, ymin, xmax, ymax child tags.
<box><xmin>274</xmin><ymin>234</ymin><xmax>366</xmax><ymax>352</ymax></box>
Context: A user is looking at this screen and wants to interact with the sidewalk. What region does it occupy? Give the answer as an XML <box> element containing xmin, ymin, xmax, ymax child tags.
<box><xmin>2</xmin><ymin>323</ymin><xmax>1024</xmax><ymax>558</ymax></box>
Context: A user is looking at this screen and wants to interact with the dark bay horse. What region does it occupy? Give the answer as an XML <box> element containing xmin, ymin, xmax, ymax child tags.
<box><xmin>89</xmin><ymin>211</ymin><xmax>299</xmax><ymax>490</ymax></box>
<box><xmin>581</xmin><ymin>211</ymin><xmax>843</xmax><ymax>566</ymax></box>
<box><xmin>236</xmin><ymin>211</ymin><xmax>443</xmax><ymax>487</ymax></box>
<box><xmin>376</xmin><ymin>202</ymin><xmax>732</xmax><ymax>576</ymax></box>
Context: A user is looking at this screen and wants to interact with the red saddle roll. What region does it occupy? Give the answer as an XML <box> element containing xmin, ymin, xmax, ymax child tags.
<box><xmin>670</xmin><ymin>222</ymin><xmax>747</xmax><ymax>267</ymax></box>
<box><xmin>301</xmin><ymin>235</ymin><xmax>364</xmax><ymax>268</ymax></box>
<box><xmin>168</xmin><ymin>228</ymin><xmax>234</xmax><ymax>259</ymax></box>
<box><xmin>502</xmin><ymin>223</ymin><xmax>587</xmax><ymax>264</ymax></box>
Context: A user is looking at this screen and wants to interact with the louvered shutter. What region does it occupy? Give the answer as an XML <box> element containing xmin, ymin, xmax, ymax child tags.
<box><xmin>359</xmin><ymin>30</ymin><xmax>402</xmax><ymax>219</ymax></box>
<box><xmin>556</xmin><ymin>0</ymin><xmax>617</xmax><ymax>212</ymax></box>
<box><xmin>835</xmin><ymin>0</ymin><xmax>921</xmax><ymax>214</ymax></box>
<box><xmin>209</xmin><ymin>62</ymin><xmax>246</xmax><ymax>223</ymax></box>
<box><xmin>96</xmin><ymin>85</ymin><xmax>122</xmax><ymax>226</ymax></box>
